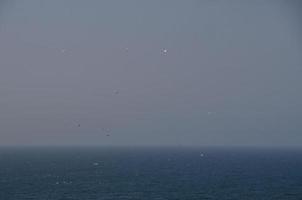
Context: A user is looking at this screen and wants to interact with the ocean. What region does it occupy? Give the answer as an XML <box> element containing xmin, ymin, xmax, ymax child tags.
<box><xmin>0</xmin><ymin>146</ymin><xmax>302</xmax><ymax>200</ymax></box>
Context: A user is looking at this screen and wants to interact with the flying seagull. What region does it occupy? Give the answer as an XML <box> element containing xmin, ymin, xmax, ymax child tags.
<box><xmin>72</xmin><ymin>121</ymin><xmax>81</xmax><ymax>127</ymax></box>
<box><xmin>101</xmin><ymin>127</ymin><xmax>111</xmax><ymax>136</ymax></box>
<box><xmin>162</xmin><ymin>49</ymin><xmax>168</xmax><ymax>55</ymax></box>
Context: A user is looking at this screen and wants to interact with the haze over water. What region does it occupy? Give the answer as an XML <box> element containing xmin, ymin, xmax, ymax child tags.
<box><xmin>0</xmin><ymin>0</ymin><xmax>301</xmax><ymax>147</ymax></box>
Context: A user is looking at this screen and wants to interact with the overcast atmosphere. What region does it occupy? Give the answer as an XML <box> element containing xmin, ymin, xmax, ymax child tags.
<box><xmin>0</xmin><ymin>0</ymin><xmax>301</xmax><ymax>146</ymax></box>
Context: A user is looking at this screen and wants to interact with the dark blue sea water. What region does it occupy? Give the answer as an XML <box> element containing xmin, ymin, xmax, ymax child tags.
<box><xmin>0</xmin><ymin>147</ymin><xmax>302</xmax><ymax>200</ymax></box>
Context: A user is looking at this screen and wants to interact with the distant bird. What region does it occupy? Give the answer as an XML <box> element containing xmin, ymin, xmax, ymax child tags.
<box><xmin>72</xmin><ymin>121</ymin><xmax>81</xmax><ymax>127</ymax></box>
<box><xmin>162</xmin><ymin>48</ymin><xmax>168</xmax><ymax>55</ymax></box>
<box><xmin>101</xmin><ymin>127</ymin><xmax>110</xmax><ymax>132</ymax></box>
<box><xmin>100</xmin><ymin>127</ymin><xmax>111</xmax><ymax>136</ymax></box>
<box><xmin>207</xmin><ymin>111</ymin><xmax>216</xmax><ymax>115</ymax></box>
<box><xmin>105</xmin><ymin>128</ymin><xmax>110</xmax><ymax>136</ymax></box>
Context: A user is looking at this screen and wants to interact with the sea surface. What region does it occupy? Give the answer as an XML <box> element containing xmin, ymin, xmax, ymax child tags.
<box><xmin>0</xmin><ymin>146</ymin><xmax>302</xmax><ymax>200</ymax></box>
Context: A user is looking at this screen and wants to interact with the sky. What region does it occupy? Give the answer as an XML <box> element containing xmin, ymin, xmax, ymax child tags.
<box><xmin>0</xmin><ymin>0</ymin><xmax>301</xmax><ymax>146</ymax></box>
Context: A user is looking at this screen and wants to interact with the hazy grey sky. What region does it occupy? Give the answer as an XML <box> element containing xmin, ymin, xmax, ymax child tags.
<box><xmin>0</xmin><ymin>0</ymin><xmax>301</xmax><ymax>146</ymax></box>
